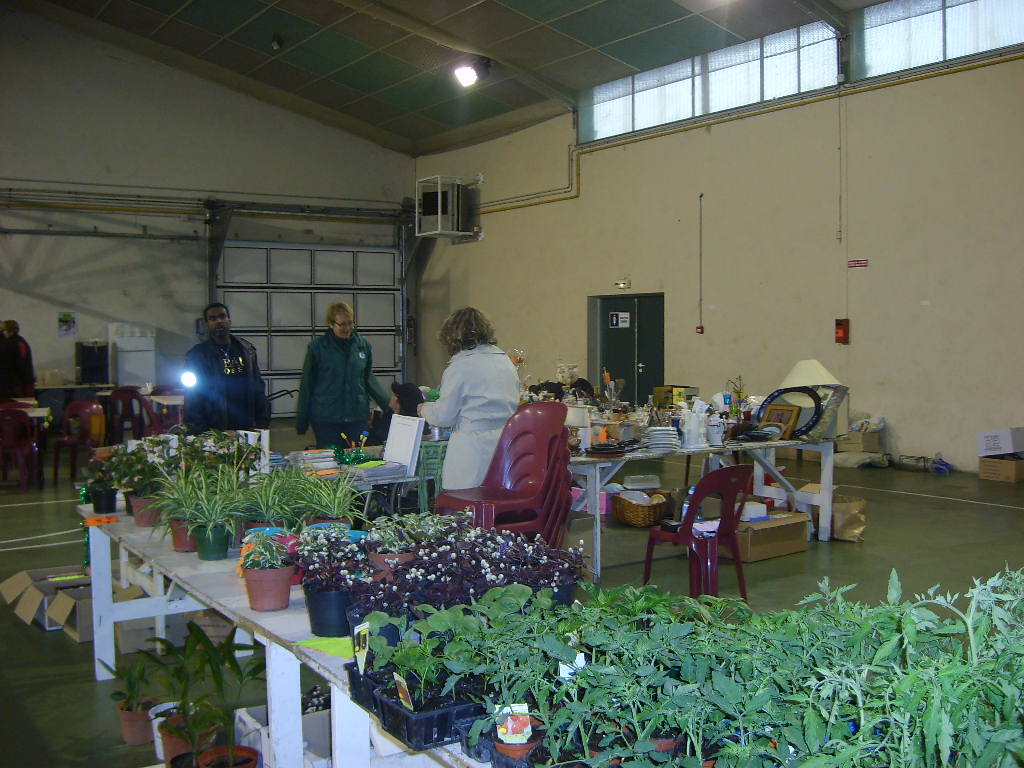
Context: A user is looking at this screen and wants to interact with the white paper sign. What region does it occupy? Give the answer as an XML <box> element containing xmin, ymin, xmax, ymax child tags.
<box><xmin>609</xmin><ymin>312</ymin><xmax>631</xmax><ymax>328</ymax></box>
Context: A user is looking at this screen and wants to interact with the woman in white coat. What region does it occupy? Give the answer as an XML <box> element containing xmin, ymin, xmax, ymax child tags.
<box><xmin>418</xmin><ymin>307</ymin><xmax>520</xmax><ymax>490</ymax></box>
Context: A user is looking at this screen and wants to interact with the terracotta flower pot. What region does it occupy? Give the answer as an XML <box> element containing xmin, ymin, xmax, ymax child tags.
<box><xmin>652</xmin><ymin>735</ymin><xmax>682</xmax><ymax>753</ymax></box>
<box><xmin>197</xmin><ymin>745</ymin><xmax>259</xmax><ymax>768</ymax></box>
<box><xmin>158</xmin><ymin>717</ymin><xmax>215</xmax><ymax>768</ymax></box>
<box><xmin>367</xmin><ymin>551</ymin><xmax>414</xmax><ymax>582</ymax></box>
<box><xmin>243</xmin><ymin>565</ymin><xmax>296</xmax><ymax>611</ymax></box>
<box><xmin>493</xmin><ymin>717</ymin><xmax>543</xmax><ymax>760</ymax></box>
<box><xmin>117</xmin><ymin>700</ymin><xmax>155</xmax><ymax>745</ymax></box>
<box><xmin>130</xmin><ymin>497</ymin><xmax>160</xmax><ymax>527</ymax></box>
<box><xmin>169</xmin><ymin>520</ymin><xmax>197</xmax><ymax>552</ymax></box>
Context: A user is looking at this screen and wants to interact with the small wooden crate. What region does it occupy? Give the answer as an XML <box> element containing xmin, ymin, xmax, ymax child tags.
<box><xmin>612</xmin><ymin>492</ymin><xmax>673</xmax><ymax>527</ymax></box>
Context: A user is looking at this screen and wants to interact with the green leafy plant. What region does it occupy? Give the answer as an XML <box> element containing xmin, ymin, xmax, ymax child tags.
<box><xmin>239</xmin><ymin>529</ymin><xmax>289</xmax><ymax>570</ymax></box>
<box><xmin>100</xmin><ymin>657</ymin><xmax>153</xmax><ymax>712</ymax></box>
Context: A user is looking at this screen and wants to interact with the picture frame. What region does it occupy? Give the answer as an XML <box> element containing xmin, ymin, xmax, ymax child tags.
<box><xmin>759</xmin><ymin>404</ymin><xmax>801</xmax><ymax>439</ymax></box>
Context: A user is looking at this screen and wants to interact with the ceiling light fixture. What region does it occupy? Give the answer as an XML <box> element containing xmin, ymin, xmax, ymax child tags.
<box><xmin>271</xmin><ymin>33</ymin><xmax>284</xmax><ymax>51</ymax></box>
<box><xmin>453</xmin><ymin>56</ymin><xmax>490</xmax><ymax>87</ymax></box>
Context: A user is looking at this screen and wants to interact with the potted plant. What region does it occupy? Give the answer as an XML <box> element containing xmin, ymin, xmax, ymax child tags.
<box><xmin>363</xmin><ymin>510</ymin><xmax>460</xmax><ymax>578</ymax></box>
<box><xmin>166</xmin><ymin>465</ymin><xmax>246</xmax><ymax>561</ymax></box>
<box><xmin>293</xmin><ymin>470</ymin><xmax>366</xmax><ymax>529</ymax></box>
<box><xmin>141</xmin><ymin>623</ymin><xmax>218</xmax><ymax>767</ymax></box>
<box><xmin>152</xmin><ymin>466</ymin><xmax>203</xmax><ymax>553</ymax></box>
<box><xmin>83</xmin><ymin>456</ymin><xmax>118</xmax><ymax>514</ymax></box>
<box><xmin>294</xmin><ymin>524</ymin><xmax>369</xmax><ymax>637</ymax></box>
<box><xmin>193</xmin><ymin>625</ymin><xmax>264</xmax><ymax>768</ymax></box>
<box><xmin>238</xmin><ymin>529</ymin><xmax>295</xmax><ymax>612</ymax></box>
<box><xmin>238</xmin><ymin>469</ymin><xmax>303</xmax><ymax>530</ymax></box>
<box><xmin>101</xmin><ymin>657</ymin><xmax>156</xmax><ymax>746</ymax></box>
<box><xmin>120</xmin><ymin>437</ymin><xmax>174</xmax><ymax>526</ymax></box>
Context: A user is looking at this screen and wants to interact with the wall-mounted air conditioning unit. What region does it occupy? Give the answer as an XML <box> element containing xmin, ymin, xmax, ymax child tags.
<box><xmin>415</xmin><ymin>174</ymin><xmax>483</xmax><ymax>241</ymax></box>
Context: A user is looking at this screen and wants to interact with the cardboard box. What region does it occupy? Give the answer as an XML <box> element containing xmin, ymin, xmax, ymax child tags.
<box><xmin>720</xmin><ymin>513</ymin><xmax>808</xmax><ymax>562</ymax></box>
<box><xmin>978</xmin><ymin>455</ymin><xmax>1024</xmax><ymax>483</ymax></box>
<box><xmin>977</xmin><ymin>428</ymin><xmax>1024</xmax><ymax>457</ymax></box>
<box><xmin>774</xmin><ymin>446</ymin><xmax>820</xmax><ymax>463</ymax></box>
<box><xmin>836</xmin><ymin>431</ymin><xmax>883</xmax><ymax>453</ymax></box>
<box><xmin>46</xmin><ymin>583</ymin><xmax>145</xmax><ymax>643</ymax></box>
<box><xmin>653</xmin><ymin>385</ymin><xmax>699</xmax><ymax>408</ymax></box>
<box><xmin>1</xmin><ymin>566</ymin><xmax>92</xmax><ymax>630</ymax></box>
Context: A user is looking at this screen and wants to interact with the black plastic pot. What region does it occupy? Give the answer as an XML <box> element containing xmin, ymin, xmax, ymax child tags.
<box><xmin>456</xmin><ymin>716</ymin><xmax>494</xmax><ymax>763</ymax></box>
<box><xmin>374</xmin><ymin>690</ymin><xmax>483</xmax><ymax>751</ymax></box>
<box><xmin>303</xmin><ymin>584</ymin><xmax>353</xmax><ymax>637</ymax></box>
<box><xmin>90</xmin><ymin>486</ymin><xmax>117</xmax><ymax>515</ymax></box>
<box><xmin>346</xmin><ymin>602</ymin><xmax>405</xmax><ymax>647</ymax></box>
<box><xmin>343</xmin><ymin>661</ymin><xmax>389</xmax><ymax>716</ymax></box>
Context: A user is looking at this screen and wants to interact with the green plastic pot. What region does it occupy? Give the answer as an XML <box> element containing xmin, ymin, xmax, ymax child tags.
<box><xmin>193</xmin><ymin>525</ymin><xmax>230</xmax><ymax>561</ymax></box>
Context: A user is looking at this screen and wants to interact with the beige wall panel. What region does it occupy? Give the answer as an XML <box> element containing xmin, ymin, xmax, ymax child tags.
<box><xmin>416</xmin><ymin>59</ymin><xmax>1024</xmax><ymax>469</ymax></box>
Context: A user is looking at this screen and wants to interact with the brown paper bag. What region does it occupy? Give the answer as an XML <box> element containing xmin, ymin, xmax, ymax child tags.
<box><xmin>830</xmin><ymin>495</ymin><xmax>867</xmax><ymax>542</ymax></box>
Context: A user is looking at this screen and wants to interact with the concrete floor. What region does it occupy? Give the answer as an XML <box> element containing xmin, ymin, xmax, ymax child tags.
<box><xmin>1</xmin><ymin>420</ymin><xmax>1022</xmax><ymax>767</ymax></box>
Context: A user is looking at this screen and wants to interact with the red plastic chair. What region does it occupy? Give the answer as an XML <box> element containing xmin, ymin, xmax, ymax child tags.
<box><xmin>52</xmin><ymin>400</ymin><xmax>106</xmax><ymax>483</ymax></box>
<box><xmin>149</xmin><ymin>385</ymin><xmax>184</xmax><ymax>430</ymax></box>
<box><xmin>435</xmin><ymin>402</ymin><xmax>574</xmax><ymax>548</ymax></box>
<box><xmin>108</xmin><ymin>387</ymin><xmax>162</xmax><ymax>443</ymax></box>
<box><xmin>0</xmin><ymin>408</ymin><xmax>41</xmax><ymax>491</ymax></box>
<box><xmin>641</xmin><ymin>464</ymin><xmax>752</xmax><ymax>600</ymax></box>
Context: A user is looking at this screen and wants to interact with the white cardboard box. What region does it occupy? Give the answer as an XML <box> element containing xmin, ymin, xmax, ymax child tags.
<box><xmin>236</xmin><ymin>705</ymin><xmax>331</xmax><ymax>768</ymax></box>
<box><xmin>976</xmin><ymin>427</ymin><xmax>1024</xmax><ymax>457</ymax></box>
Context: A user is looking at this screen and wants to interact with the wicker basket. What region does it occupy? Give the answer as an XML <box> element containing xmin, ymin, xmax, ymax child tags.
<box><xmin>612</xmin><ymin>491</ymin><xmax>673</xmax><ymax>527</ymax></box>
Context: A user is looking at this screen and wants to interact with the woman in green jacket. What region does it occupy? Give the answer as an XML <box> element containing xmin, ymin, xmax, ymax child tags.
<box><xmin>295</xmin><ymin>301</ymin><xmax>390</xmax><ymax>449</ymax></box>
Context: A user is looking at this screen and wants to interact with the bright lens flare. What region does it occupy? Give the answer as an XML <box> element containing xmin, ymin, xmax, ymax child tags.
<box><xmin>181</xmin><ymin>371</ymin><xmax>197</xmax><ymax>388</ymax></box>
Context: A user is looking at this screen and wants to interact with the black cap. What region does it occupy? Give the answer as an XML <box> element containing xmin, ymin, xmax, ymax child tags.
<box><xmin>391</xmin><ymin>381</ymin><xmax>425</xmax><ymax>415</ymax></box>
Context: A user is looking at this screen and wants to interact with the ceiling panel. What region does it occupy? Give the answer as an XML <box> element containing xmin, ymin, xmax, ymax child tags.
<box><xmin>229</xmin><ymin>7</ymin><xmax>320</xmax><ymax>54</ymax></box>
<box><xmin>201</xmin><ymin>39</ymin><xmax>272</xmax><ymax>73</ymax></box>
<box><xmin>35</xmin><ymin>0</ymin><xmax>868</xmax><ymax>154</ymax></box>
<box><xmin>177</xmin><ymin>0</ymin><xmax>268</xmax><ymax>37</ymax></box>
<box><xmin>421</xmin><ymin>93</ymin><xmax>514</xmax><ymax>126</ymax></box>
<box><xmin>274</xmin><ymin>0</ymin><xmax>352</xmax><ymax>26</ymax></box>
<box><xmin>375</xmin><ymin>72</ymin><xmax>466</xmax><ymax>112</ymax></box>
<box><xmin>550</xmin><ymin>0</ymin><xmax>691</xmax><ymax>47</ymax></box>
<box><xmin>496</xmin><ymin>0</ymin><xmax>597</xmax><ymax>23</ymax></box>
<box><xmin>489</xmin><ymin>26</ymin><xmax>590</xmax><ymax>68</ymax></box>
<box><xmin>329</xmin><ymin>51</ymin><xmax>421</xmax><ymax>93</ymax></box>
<box><xmin>441</xmin><ymin>1</ymin><xmax>537</xmax><ymax>47</ymax></box>
<box><xmin>99</xmin><ymin>0</ymin><xmax>166</xmax><ymax>36</ymax></box>
<box><xmin>540</xmin><ymin>49</ymin><xmax>638</xmax><ymax>91</ymax></box>
<box><xmin>149</xmin><ymin>17</ymin><xmax>222</xmax><ymax>55</ymax></box>
<box><xmin>280</xmin><ymin>29</ymin><xmax>375</xmax><ymax>75</ymax></box>
<box><xmin>603</xmin><ymin>16</ymin><xmax>742</xmax><ymax>69</ymax></box>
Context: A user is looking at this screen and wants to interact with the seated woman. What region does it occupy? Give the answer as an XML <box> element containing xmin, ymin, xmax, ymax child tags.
<box><xmin>418</xmin><ymin>307</ymin><xmax>520</xmax><ymax>490</ymax></box>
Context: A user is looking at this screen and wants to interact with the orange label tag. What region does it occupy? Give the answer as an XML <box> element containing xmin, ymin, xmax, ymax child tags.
<box><xmin>84</xmin><ymin>515</ymin><xmax>119</xmax><ymax>527</ymax></box>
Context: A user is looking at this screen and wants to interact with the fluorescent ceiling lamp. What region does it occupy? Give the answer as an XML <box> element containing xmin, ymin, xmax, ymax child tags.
<box><xmin>454</xmin><ymin>65</ymin><xmax>479</xmax><ymax>87</ymax></box>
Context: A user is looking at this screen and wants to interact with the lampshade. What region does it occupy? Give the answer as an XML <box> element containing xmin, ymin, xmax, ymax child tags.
<box><xmin>776</xmin><ymin>359</ymin><xmax>848</xmax><ymax>435</ymax></box>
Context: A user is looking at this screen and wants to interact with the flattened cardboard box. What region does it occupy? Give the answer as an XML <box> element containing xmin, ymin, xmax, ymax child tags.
<box><xmin>976</xmin><ymin>428</ymin><xmax>1024</xmax><ymax>457</ymax></box>
<box><xmin>720</xmin><ymin>513</ymin><xmax>808</xmax><ymax>562</ymax></box>
<box><xmin>1</xmin><ymin>566</ymin><xmax>92</xmax><ymax>631</ymax></box>
<box><xmin>978</xmin><ymin>456</ymin><xmax>1024</xmax><ymax>483</ymax></box>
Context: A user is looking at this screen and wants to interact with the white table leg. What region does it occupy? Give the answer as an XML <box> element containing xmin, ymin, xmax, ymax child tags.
<box><xmin>89</xmin><ymin>524</ymin><xmax>115</xmax><ymax>681</ymax></box>
<box><xmin>587</xmin><ymin>465</ymin><xmax>603</xmax><ymax>582</ymax></box>
<box><xmin>817</xmin><ymin>441</ymin><xmax>835</xmax><ymax>541</ymax></box>
<box><xmin>264</xmin><ymin>639</ymin><xmax>303</xmax><ymax>768</ymax></box>
<box><xmin>153</xmin><ymin>571</ymin><xmax>166</xmax><ymax>648</ymax></box>
<box><xmin>332</xmin><ymin>682</ymin><xmax>370</xmax><ymax>766</ymax></box>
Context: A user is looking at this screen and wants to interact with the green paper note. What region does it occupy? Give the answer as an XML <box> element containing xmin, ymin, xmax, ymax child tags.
<box><xmin>295</xmin><ymin>636</ymin><xmax>354</xmax><ymax>658</ymax></box>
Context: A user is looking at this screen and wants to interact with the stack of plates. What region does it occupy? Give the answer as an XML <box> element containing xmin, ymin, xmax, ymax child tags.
<box><xmin>642</xmin><ymin>427</ymin><xmax>680</xmax><ymax>453</ymax></box>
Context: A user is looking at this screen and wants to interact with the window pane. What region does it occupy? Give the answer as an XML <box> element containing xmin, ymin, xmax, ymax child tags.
<box><xmin>765</xmin><ymin>29</ymin><xmax>798</xmax><ymax>56</ymax></box>
<box><xmin>801</xmin><ymin>39</ymin><xmax>839</xmax><ymax>90</ymax></box>
<box><xmin>764</xmin><ymin>50</ymin><xmax>799</xmax><ymax>99</ymax></box>
<box><xmin>591</xmin><ymin>94</ymin><xmax>633</xmax><ymax>140</ymax></box>
<box><xmin>636</xmin><ymin>78</ymin><xmax>694</xmax><ymax>129</ymax></box>
<box><xmin>946</xmin><ymin>0</ymin><xmax>1024</xmax><ymax>59</ymax></box>
<box><xmin>799</xmin><ymin>21</ymin><xmax>836</xmax><ymax>45</ymax></box>
<box><xmin>863</xmin><ymin>9</ymin><xmax>943</xmax><ymax>76</ymax></box>
<box><xmin>708</xmin><ymin>59</ymin><xmax>760</xmax><ymax>112</ymax></box>
<box><xmin>635</xmin><ymin>59</ymin><xmax>692</xmax><ymax>94</ymax></box>
<box><xmin>708</xmin><ymin>39</ymin><xmax>761</xmax><ymax>71</ymax></box>
<box><xmin>863</xmin><ymin>0</ymin><xmax>942</xmax><ymax>28</ymax></box>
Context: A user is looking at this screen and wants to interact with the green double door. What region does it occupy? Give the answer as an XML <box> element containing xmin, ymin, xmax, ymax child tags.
<box><xmin>596</xmin><ymin>294</ymin><xmax>664</xmax><ymax>407</ymax></box>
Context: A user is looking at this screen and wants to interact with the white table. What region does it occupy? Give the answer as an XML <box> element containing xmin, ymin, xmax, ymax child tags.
<box><xmin>569</xmin><ymin>439</ymin><xmax>835</xmax><ymax>582</ymax></box>
<box><xmin>83</xmin><ymin>512</ymin><xmax>478</xmax><ymax>768</ymax></box>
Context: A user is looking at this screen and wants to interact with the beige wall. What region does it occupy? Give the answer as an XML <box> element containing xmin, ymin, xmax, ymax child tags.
<box><xmin>0</xmin><ymin>8</ymin><xmax>413</xmax><ymax>383</ymax></box>
<box><xmin>415</xmin><ymin>58</ymin><xmax>1024</xmax><ymax>470</ymax></box>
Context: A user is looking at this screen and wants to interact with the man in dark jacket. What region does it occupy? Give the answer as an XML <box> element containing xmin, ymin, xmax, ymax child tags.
<box><xmin>0</xmin><ymin>320</ymin><xmax>35</xmax><ymax>397</ymax></box>
<box><xmin>183</xmin><ymin>303</ymin><xmax>270</xmax><ymax>434</ymax></box>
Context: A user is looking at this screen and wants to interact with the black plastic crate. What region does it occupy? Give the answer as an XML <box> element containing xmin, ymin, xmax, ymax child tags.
<box><xmin>344</xmin><ymin>661</ymin><xmax>388</xmax><ymax>716</ymax></box>
<box><xmin>374</xmin><ymin>690</ymin><xmax>484</xmax><ymax>751</ymax></box>
<box><xmin>456</xmin><ymin>716</ymin><xmax>493</xmax><ymax>763</ymax></box>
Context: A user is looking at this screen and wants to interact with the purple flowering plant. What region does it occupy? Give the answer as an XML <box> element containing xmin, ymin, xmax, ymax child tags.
<box><xmin>294</xmin><ymin>524</ymin><xmax>370</xmax><ymax>592</ymax></box>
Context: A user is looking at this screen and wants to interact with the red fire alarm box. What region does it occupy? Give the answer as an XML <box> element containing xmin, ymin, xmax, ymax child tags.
<box><xmin>835</xmin><ymin>318</ymin><xmax>850</xmax><ymax>344</ymax></box>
